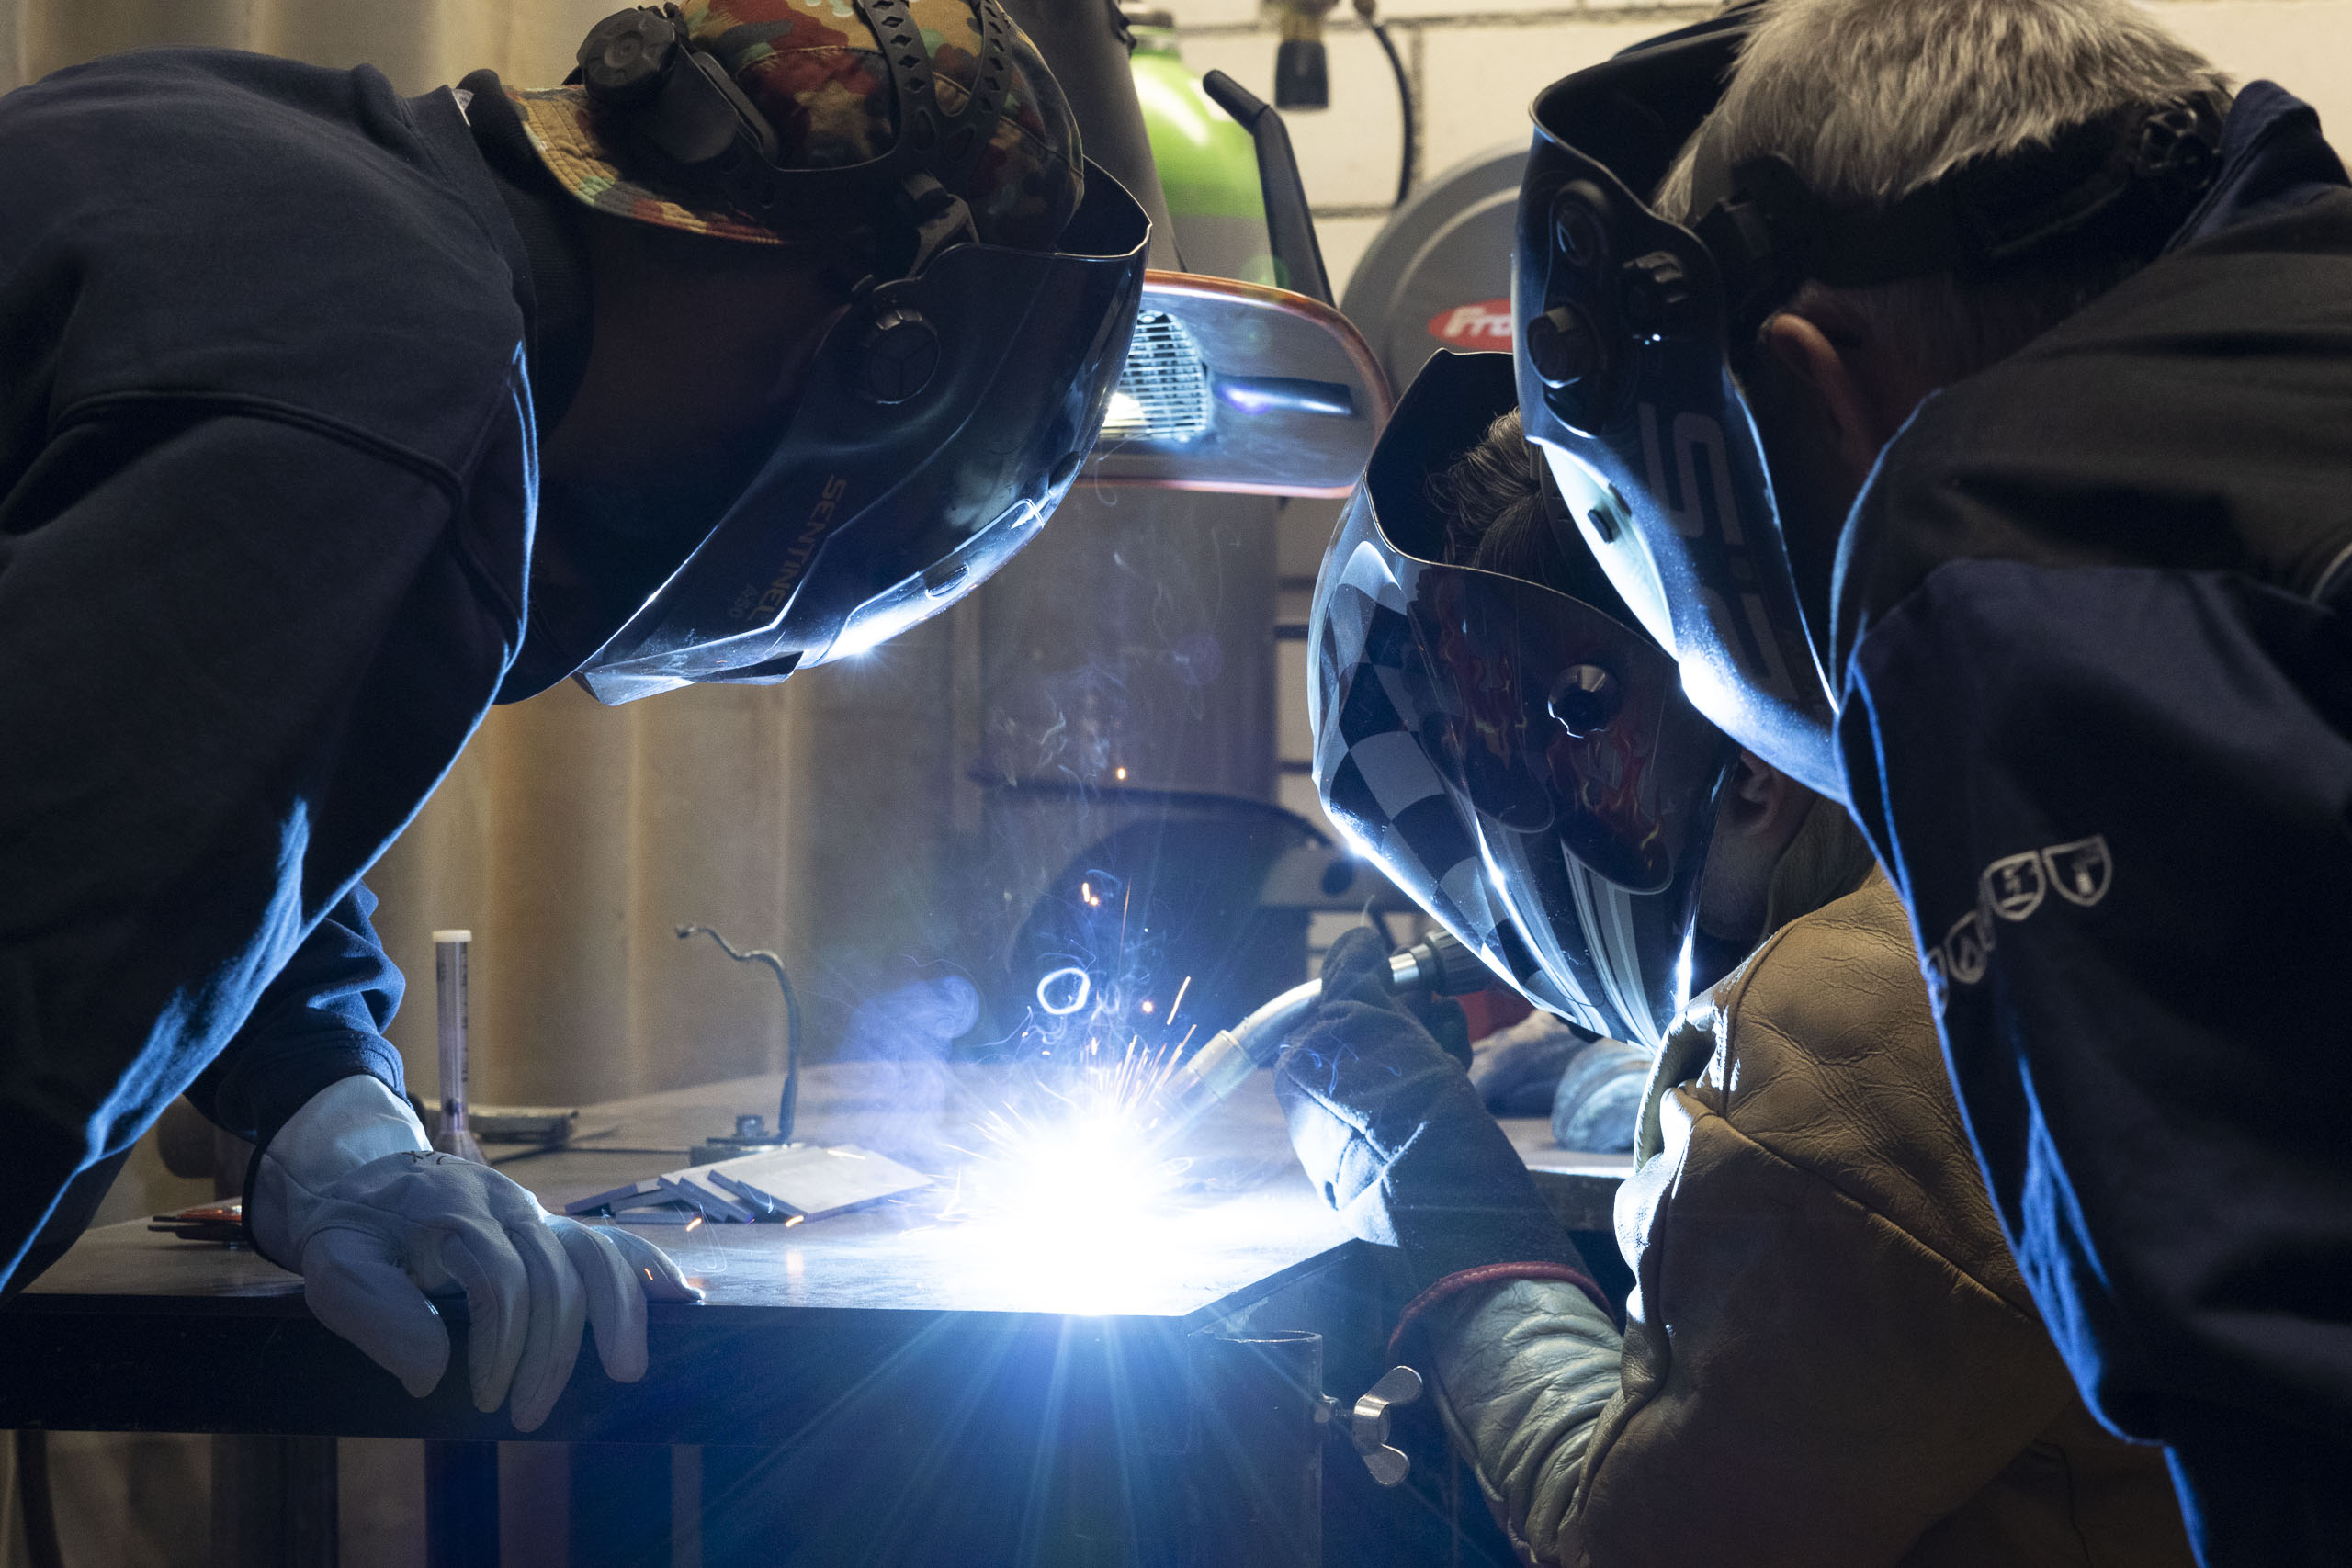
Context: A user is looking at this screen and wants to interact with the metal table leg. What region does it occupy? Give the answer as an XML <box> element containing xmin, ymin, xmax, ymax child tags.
<box><xmin>424</xmin><ymin>1440</ymin><xmax>500</xmax><ymax>1568</ymax></box>
<box><xmin>568</xmin><ymin>1444</ymin><xmax>674</xmax><ymax>1568</ymax></box>
<box><xmin>211</xmin><ymin>1434</ymin><xmax>339</xmax><ymax>1567</ymax></box>
<box><xmin>1188</xmin><ymin>1329</ymin><xmax>1322</xmax><ymax>1568</ymax></box>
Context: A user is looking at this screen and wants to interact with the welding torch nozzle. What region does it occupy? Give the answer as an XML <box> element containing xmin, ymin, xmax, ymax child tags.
<box><xmin>1149</xmin><ymin>929</ymin><xmax>1487</xmax><ymax>1143</ymax></box>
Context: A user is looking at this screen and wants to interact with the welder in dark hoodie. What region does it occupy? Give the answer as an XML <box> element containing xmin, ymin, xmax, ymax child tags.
<box><xmin>1502</xmin><ymin>0</ymin><xmax>2352</xmax><ymax>1559</ymax></box>
<box><xmin>0</xmin><ymin>0</ymin><xmax>1145</xmax><ymax>1430</ymax></box>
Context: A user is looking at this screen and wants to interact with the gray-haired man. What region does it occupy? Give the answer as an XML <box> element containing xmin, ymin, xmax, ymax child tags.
<box><xmin>1514</xmin><ymin>0</ymin><xmax>2352</xmax><ymax>1561</ymax></box>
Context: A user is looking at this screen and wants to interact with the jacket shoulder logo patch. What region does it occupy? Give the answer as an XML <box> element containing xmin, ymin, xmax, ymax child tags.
<box><xmin>2042</xmin><ymin>837</ymin><xmax>2112</xmax><ymax>907</ymax></box>
<box><xmin>1983</xmin><ymin>851</ymin><xmax>2047</xmax><ymax>921</ymax></box>
<box><xmin>1928</xmin><ymin>834</ymin><xmax>2117</xmax><ymax>1005</ymax></box>
<box><xmin>1944</xmin><ymin>907</ymin><xmax>1992</xmax><ymax>985</ymax></box>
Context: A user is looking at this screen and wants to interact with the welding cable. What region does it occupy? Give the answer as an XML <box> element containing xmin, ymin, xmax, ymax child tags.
<box><xmin>15</xmin><ymin>1430</ymin><xmax>64</xmax><ymax>1568</ymax></box>
<box><xmin>677</xmin><ymin>925</ymin><xmax>803</xmax><ymax>1143</ymax></box>
<box><xmin>1354</xmin><ymin>0</ymin><xmax>1416</xmax><ymax>207</ymax></box>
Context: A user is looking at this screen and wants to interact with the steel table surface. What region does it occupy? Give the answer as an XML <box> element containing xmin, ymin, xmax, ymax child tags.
<box><xmin>0</xmin><ymin>1062</ymin><xmax>1627</xmax><ymax>1561</ymax></box>
<box><xmin>1</xmin><ymin>1063</ymin><xmax>1627</xmax><ymax>1447</ymax></box>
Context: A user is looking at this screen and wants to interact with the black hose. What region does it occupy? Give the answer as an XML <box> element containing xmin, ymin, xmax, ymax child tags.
<box><xmin>1365</xmin><ymin>17</ymin><xmax>1415</xmax><ymax>208</ymax></box>
<box><xmin>16</xmin><ymin>1430</ymin><xmax>65</xmax><ymax>1568</ymax></box>
<box><xmin>677</xmin><ymin>925</ymin><xmax>803</xmax><ymax>1144</ymax></box>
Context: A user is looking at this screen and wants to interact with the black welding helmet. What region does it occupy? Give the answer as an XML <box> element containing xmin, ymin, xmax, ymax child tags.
<box><xmin>1511</xmin><ymin>9</ymin><xmax>1840</xmax><ymax>796</ymax></box>
<box><xmin>1515</xmin><ymin>7</ymin><xmax>2224</xmax><ymax>797</ymax></box>
<box><xmin>1309</xmin><ymin>351</ymin><xmax>1735</xmax><ymax>1049</ymax></box>
<box><xmin>571</xmin><ymin>171</ymin><xmax>1147</xmax><ymax>702</ymax></box>
<box><xmin>504</xmin><ymin>0</ymin><xmax>1150</xmax><ymax>702</ymax></box>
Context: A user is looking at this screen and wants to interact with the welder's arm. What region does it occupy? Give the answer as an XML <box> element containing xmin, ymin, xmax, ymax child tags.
<box><xmin>1421</xmin><ymin>1278</ymin><xmax>1623</xmax><ymax>1567</ymax></box>
<box><xmin>1274</xmin><ymin>928</ymin><xmax>1606</xmax><ymax>1337</ymax></box>
<box><xmin>1838</xmin><ymin>560</ymin><xmax>2352</xmax><ymax>1450</ymax></box>
<box><xmin>0</xmin><ymin>401</ymin><xmax>524</xmax><ymax>1292</ymax></box>
<box><xmin>186</xmin><ymin>883</ymin><xmax>409</xmax><ymax>1148</ymax></box>
<box><xmin>201</xmin><ymin>881</ymin><xmax>703</xmax><ymax>1434</ymax></box>
<box><xmin>1511</xmin><ymin>1080</ymin><xmax>2071</xmax><ymax>1568</ymax></box>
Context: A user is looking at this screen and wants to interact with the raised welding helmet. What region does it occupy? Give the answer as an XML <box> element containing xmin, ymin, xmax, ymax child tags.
<box><xmin>1513</xmin><ymin>7</ymin><xmax>2223</xmax><ymax>797</ymax></box>
<box><xmin>499</xmin><ymin>0</ymin><xmax>1148</xmax><ymax>703</ymax></box>
<box><xmin>1309</xmin><ymin>351</ymin><xmax>1736</xmax><ymax>1050</ymax></box>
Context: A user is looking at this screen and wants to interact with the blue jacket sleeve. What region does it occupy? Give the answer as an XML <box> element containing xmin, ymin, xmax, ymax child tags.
<box><xmin>0</xmin><ymin>405</ymin><xmax>520</xmax><ymax>1290</ymax></box>
<box><xmin>185</xmin><ymin>882</ymin><xmax>410</xmax><ymax>1145</ymax></box>
<box><xmin>1838</xmin><ymin>558</ymin><xmax>2352</xmax><ymax>1446</ymax></box>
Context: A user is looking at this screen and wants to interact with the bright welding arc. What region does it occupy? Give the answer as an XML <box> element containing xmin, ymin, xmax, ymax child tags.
<box><xmin>1036</xmin><ymin>965</ymin><xmax>1092</xmax><ymax>1016</ymax></box>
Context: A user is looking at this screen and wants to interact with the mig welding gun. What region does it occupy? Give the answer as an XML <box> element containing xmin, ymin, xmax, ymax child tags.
<box><xmin>1149</xmin><ymin>928</ymin><xmax>1488</xmax><ymax>1143</ymax></box>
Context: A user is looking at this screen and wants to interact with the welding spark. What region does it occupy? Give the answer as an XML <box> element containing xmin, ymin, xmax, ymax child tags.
<box><xmin>944</xmin><ymin>1033</ymin><xmax>1193</xmax><ymax>1241</ymax></box>
<box><xmin>1036</xmin><ymin>966</ymin><xmax>1091</xmax><ymax>1016</ymax></box>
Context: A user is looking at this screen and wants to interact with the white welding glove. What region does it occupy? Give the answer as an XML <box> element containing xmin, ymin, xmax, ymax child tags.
<box><xmin>246</xmin><ymin>1076</ymin><xmax>701</xmax><ymax>1430</ymax></box>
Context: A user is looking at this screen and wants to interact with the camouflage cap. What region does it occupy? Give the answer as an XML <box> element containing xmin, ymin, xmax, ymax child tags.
<box><xmin>507</xmin><ymin>0</ymin><xmax>1084</xmax><ymax>252</ymax></box>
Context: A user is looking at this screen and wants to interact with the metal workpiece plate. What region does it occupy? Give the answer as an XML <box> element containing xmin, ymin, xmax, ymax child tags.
<box><xmin>1</xmin><ymin>1064</ymin><xmax>1356</xmax><ymax>1444</ymax></box>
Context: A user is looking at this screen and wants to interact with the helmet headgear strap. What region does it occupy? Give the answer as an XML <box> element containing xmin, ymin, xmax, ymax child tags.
<box><xmin>1689</xmin><ymin>92</ymin><xmax>2227</xmax><ymax>341</ymax></box>
<box><xmin>575</xmin><ymin>0</ymin><xmax>1015</xmax><ymax>268</ymax></box>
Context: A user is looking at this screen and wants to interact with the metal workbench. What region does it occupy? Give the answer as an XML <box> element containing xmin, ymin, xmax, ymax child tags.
<box><xmin>2</xmin><ymin>1063</ymin><xmax>1627</xmax><ymax>1568</ymax></box>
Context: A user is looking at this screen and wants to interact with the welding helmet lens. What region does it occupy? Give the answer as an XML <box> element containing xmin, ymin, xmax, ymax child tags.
<box><xmin>571</xmin><ymin>164</ymin><xmax>1148</xmax><ymax>703</ymax></box>
<box><xmin>1310</xmin><ymin>352</ymin><xmax>1734</xmax><ymax>1048</ymax></box>
<box><xmin>1513</xmin><ymin>11</ymin><xmax>1842</xmax><ymax>798</ymax></box>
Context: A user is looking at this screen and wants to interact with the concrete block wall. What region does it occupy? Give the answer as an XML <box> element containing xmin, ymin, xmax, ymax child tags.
<box><xmin>1168</xmin><ymin>1</ymin><xmax>2352</xmax><ymax>302</ymax></box>
<box><xmin>1172</xmin><ymin>6</ymin><xmax>1703</xmax><ymax>296</ymax></box>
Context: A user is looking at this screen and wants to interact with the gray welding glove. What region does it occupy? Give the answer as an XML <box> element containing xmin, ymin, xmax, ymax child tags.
<box><xmin>1469</xmin><ymin>1010</ymin><xmax>1586</xmax><ymax>1117</ymax></box>
<box><xmin>1276</xmin><ymin>929</ymin><xmax>1601</xmax><ymax>1326</ymax></box>
<box><xmin>246</xmin><ymin>1076</ymin><xmax>700</xmax><ymax>1431</ymax></box>
<box><xmin>1549</xmin><ymin>1037</ymin><xmax>1652</xmax><ymax>1154</ymax></box>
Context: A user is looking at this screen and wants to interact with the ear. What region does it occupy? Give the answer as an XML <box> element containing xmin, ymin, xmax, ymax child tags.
<box><xmin>1758</xmin><ymin>311</ymin><xmax>1883</xmax><ymax>493</ymax></box>
<box><xmin>1728</xmin><ymin>749</ymin><xmax>1774</xmax><ymax>803</ymax></box>
<box><xmin>1719</xmin><ymin>748</ymin><xmax>1795</xmax><ymax>833</ymax></box>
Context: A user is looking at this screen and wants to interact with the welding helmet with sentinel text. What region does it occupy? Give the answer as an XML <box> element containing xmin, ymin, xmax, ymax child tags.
<box><xmin>504</xmin><ymin>0</ymin><xmax>1148</xmax><ymax>701</ymax></box>
<box><xmin>1309</xmin><ymin>351</ymin><xmax>1735</xmax><ymax>1050</ymax></box>
<box><xmin>571</xmin><ymin>175</ymin><xmax>1145</xmax><ymax>701</ymax></box>
<box><xmin>1514</xmin><ymin>8</ymin><xmax>2224</xmax><ymax>795</ymax></box>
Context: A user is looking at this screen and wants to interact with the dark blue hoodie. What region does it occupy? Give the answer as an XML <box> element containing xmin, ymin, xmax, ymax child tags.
<box><xmin>0</xmin><ymin>50</ymin><xmax>540</xmax><ymax>1288</ymax></box>
<box><xmin>1835</xmin><ymin>84</ymin><xmax>2352</xmax><ymax>1564</ymax></box>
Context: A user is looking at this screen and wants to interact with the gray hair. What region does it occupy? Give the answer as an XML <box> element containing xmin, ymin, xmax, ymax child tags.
<box><xmin>1660</xmin><ymin>0</ymin><xmax>2230</xmax><ymax>382</ymax></box>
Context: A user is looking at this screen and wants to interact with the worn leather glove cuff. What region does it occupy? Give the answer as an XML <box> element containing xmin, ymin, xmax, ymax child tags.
<box><xmin>1388</xmin><ymin>1187</ymin><xmax>1594</xmax><ymax>1300</ymax></box>
<box><xmin>1388</xmin><ymin>1261</ymin><xmax>1611</xmax><ymax>1362</ymax></box>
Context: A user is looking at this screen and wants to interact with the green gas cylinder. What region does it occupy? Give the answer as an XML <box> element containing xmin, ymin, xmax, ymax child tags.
<box><xmin>1128</xmin><ymin>12</ymin><xmax>1275</xmax><ymax>285</ymax></box>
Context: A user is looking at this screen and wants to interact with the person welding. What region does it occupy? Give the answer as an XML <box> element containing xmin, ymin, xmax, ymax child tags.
<box><xmin>0</xmin><ymin>0</ymin><xmax>1145</xmax><ymax>1430</ymax></box>
<box><xmin>1510</xmin><ymin>0</ymin><xmax>2352</xmax><ymax>1557</ymax></box>
<box><xmin>1284</xmin><ymin>348</ymin><xmax>2193</xmax><ymax>1567</ymax></box>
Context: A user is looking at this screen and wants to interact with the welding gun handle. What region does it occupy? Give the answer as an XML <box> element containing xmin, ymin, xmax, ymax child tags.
<box><xmin>1388</xmin><ymin>929</ymin><xmax>1488</xmax><ymax>998</ymax></box>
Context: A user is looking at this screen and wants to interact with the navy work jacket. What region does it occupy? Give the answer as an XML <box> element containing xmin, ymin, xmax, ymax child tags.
<box><xmin>0</xmin><ymin>51</ymin><xmax>542</xmax><ymax>1288</ymax></box>
<box><xmin>1834</xmin><ymin>83</ymin><xmax>2352</xmax><ymax>1559</ymax></box>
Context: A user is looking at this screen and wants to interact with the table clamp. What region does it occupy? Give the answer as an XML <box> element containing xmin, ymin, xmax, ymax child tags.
<box><xmin>1317</xmin><ymin>1364</ymin><xmax>1423</xmax><ymax>1486</ymax></box>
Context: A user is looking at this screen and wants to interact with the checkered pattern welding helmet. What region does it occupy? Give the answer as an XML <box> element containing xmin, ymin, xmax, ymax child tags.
<box><xmin>1309</xmin><ymin>351</ymin><xmax>1735</xmax><ymax>1049</ymax></box>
